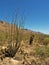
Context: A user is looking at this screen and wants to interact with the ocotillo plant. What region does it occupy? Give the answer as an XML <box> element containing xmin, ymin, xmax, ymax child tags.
<box><xmin>0</xmin><ymin>11</ymin><xmax>25</xmax><ymax>58</ymax></box>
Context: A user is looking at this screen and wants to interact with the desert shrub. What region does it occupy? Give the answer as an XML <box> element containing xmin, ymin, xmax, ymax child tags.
<box><xmin>34</xmin><ymin>34</ymin><xmax>44</xmax><ymax>44</ymax></box>
<box><xmin>34</xmin><ymin>45</ymin><xmax>49</xmax><ymax>59</ymax></box>
<box><xmin>29</xmin><ymin>34</ymin><xmax>34</xmax><ymax>45</ymax></box>
<box><xmin>38</xmin><ymin>36</ymin><xmax>44</xmax><ymax>44</ymax></box>
<box><xmin>44</xmin><ymin>46</ymin><xmax>49</xmax><ymax>57</ymax></box>
<box><xmin>34</xmin><ymin>46</ymin><xmax>46</xmax><ymax>58</ymax></box>
<box><xmin>34</xmin><ymin>47</ymin><xmax>42</xmax><ymax>56</ymax></box>
<box><xmin>42</xmin><ymin>38</ymin><xmax>49</xmax><ymax>45</ymax></box>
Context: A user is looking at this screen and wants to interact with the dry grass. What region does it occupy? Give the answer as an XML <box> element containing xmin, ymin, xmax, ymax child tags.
<box><xmin>0</xmin><ymin>21</ymin><xmax>49</xmax><ymax>65</ymax></box>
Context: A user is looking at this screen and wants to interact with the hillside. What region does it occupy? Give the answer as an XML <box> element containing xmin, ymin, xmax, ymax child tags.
<box><xmin>0</xmin><ymin>21</ymin><xmax>17</xmax><ymax>45</ymax></box>
<box><xmin>0</xmin><ymin>21</ymin><xmax>49</xmax><ymax>65</ymax></box>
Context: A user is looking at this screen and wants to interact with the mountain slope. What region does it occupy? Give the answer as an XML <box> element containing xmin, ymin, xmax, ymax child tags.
<box><xmin>0</xmin><ymin>21</ymin><xmax>49</xmax><ymax>65</ymax></box>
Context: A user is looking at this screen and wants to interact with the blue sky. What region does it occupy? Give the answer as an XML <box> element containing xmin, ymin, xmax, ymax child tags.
<box><xmin>0</xmin><ymin>0</ymin><xmax>49</xmax><ymax>34</ymax></box>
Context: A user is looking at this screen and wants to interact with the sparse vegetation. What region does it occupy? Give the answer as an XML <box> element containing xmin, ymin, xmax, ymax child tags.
<box><xmin>0</xmin><ymin>16</ymin><xmax>49</xmax><ymax>65</ymax></box>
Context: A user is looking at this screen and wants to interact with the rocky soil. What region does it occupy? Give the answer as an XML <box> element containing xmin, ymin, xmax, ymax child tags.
<box><xmin>0</xmin><ymin>41</ymin><xmax>49</xmax><ymax>65</ymax></box>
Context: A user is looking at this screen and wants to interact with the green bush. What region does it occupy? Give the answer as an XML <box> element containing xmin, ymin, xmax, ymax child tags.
<box><xmin>43</xmin><ymin>38</ymin><xmax>49</xmax><ymax>45</ymax></box>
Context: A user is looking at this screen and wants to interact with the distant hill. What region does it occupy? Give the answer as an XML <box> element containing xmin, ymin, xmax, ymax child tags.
<box><xmin>0</xmin><ymin>20</ymin><xmax>49</xmax><ymax>45</ymax></box>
